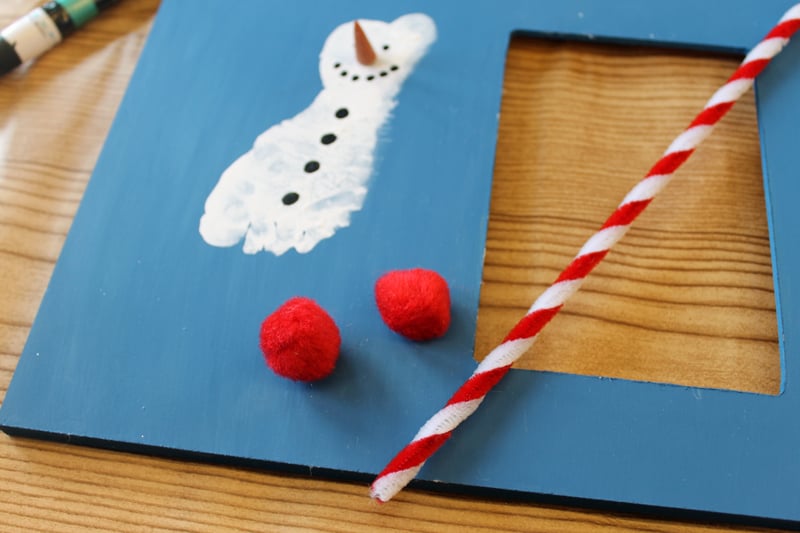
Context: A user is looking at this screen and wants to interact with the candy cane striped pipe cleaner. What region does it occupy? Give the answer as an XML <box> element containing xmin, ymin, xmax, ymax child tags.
<box><xmin>370</xmin><ymin>3</ymin><xmax>800</xmax><ymax>503</ymax></box>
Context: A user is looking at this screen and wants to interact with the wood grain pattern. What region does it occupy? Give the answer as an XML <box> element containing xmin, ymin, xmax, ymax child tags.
<box><xmin>476</xmin><ymin>38</ymin><xmax>779</xmax><ymax>395</ymax></box>
<box><xmin>0</xmin><ymin>1</ymin><xmax>786</xmax><ymax>531</ymax></box>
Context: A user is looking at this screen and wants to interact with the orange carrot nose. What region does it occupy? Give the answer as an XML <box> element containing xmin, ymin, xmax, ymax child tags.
<box><xmin>354</xmin><ymin>21</ymin><xmax>377</xmax><ymax>65</ymax></box>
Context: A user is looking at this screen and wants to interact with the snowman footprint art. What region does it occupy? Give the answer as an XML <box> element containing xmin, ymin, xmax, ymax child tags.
<box><xmin>199</xmin><ymin>14</ymin><xmax>437</xmax><ymax>255</ymax></box>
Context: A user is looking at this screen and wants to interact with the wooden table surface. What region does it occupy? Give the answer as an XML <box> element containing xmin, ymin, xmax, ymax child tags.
<box><xmin>0</xmin><ymin>1</ymin><xmax>785</xmax><ymax>531</ymax></box>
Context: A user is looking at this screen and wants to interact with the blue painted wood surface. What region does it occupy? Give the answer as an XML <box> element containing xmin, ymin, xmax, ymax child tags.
<box><xmin>2</xmin><ymin>0</ymin><xmax>799</xmax><ymax>523</ymax></box>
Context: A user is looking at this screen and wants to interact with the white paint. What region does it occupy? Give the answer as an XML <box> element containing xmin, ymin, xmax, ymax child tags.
<box><xmin>199</xmin><ymin>13</ymin><xmax>437</xmax><ymax>255</ymax></box>
<box><xmin>1</xmin><ymin>8</ymin><xmax>62</xmax><ymax>63</ymax></box>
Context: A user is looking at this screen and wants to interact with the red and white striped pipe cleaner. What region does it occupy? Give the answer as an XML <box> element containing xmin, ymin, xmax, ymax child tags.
<box><xmin>371</xmin><ymin>3</ymin><xmax>800</xmax><ymax>503</ymax></box>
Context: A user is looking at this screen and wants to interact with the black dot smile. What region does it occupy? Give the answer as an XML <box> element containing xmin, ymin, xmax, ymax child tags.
<box><xmin>334</xmin><ymin>62</ymin><xmax>400</xmax><ymax>83</ymax></box>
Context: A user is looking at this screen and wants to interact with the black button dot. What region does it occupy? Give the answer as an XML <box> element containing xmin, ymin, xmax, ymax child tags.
<box><xmin>352</xmin><ymin>75</ymin><xmax>359</xmax><ymax>81</ymax></box>
<box><xmin>321</xmin><ymin>134</ymin><xmax>336</xmax><ymax>145</ymax></box>
<box><xmin>282</xmin><ymin>192</ymin><xmax>299</xmax><ymax>205</ymax></box>
<box><xmin>335</xmin><ymin>108</ymin><xmax>348</xmax><ymax>118</ymax></box>
<box><xmin>379</xmin><ymin>71</ymin><xmax>387</xmax><ymax>77</ymax></box>
<box><xmin>366</xmin><ymin>75</ymin><xmax>375</xmax><ymax>81</ymax></box>
<box><xmin>390</xmin><ymin>65</ymin><xmax>398</xmax><ymax>71</ymax></box>
<box><xmin>304</xmin><ymin>161</ymin><xmax>320</xmax><ymax>173</ymax></box>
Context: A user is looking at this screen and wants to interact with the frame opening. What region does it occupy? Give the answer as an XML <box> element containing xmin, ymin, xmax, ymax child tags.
<box><xmin>475</xmin><ymin>35</ymin><xmax>780</xmax><ymax>395</ymax></box>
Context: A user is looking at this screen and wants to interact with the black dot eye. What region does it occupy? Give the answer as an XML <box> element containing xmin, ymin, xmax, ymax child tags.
<box><xmin>335</xmin><ymin>108</ymin><xmax>348</xmax><ymax>118</ymax></box>
<box><xmin>321</xmin><ymin>134</ymin><xmax>336</xmax><ymax>145</ymax></box>
<box><xmin>383</xmin><ymin>44</ymin><xmax>389</xmax><ymax>50</ymax></box>
<box><xmin>390</xmin><ymin>65</ymin><xmax>398</xmax><ymax>71</ymax></box>
<box><xmin>304</xmin><ymin>161</ymin><xmax>320</xmax><ymax>173</ymax></box>
<box><xmin>334</xmin><ymin>62</ymin><xmax>341</xmax><ymax>68</ymax></box>
<box><xmin>282</xmin><ymin>192</ymin><xmax>299</xmax><ymax>205</ymax></box>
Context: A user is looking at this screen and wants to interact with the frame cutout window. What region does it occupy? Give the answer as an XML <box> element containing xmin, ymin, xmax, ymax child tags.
<box><xmin>476</xmin><ymin>35</ymin><xmax>780</xmax><ymax>395</ymax></box>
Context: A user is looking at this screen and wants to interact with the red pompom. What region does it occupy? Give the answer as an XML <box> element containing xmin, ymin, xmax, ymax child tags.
<box><xmin>374</xmin><ymin>268</ymin><xmax>451</xmax><ymax>341</ymax></box>
<box><xmin>259</xmin><ymin>297</ymin><xmax>341</xmax><ymax>381</ymax></box>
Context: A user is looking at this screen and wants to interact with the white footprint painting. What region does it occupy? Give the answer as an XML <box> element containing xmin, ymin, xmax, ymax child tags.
<box><xmin>199</xmin><ymin>14</ymin><xmax>437</xmax><ymax>255</ymax></box>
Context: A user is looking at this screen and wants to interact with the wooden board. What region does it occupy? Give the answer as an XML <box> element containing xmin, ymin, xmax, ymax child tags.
<box><xmin>1</xmin><ymin>0</ymin><xmax>800</xmax><ymax>524</ymax></box>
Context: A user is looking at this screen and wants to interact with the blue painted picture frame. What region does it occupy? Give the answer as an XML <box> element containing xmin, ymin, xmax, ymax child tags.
<box><xmin>2</xmin><ymin>0</ymin><xmax>799</xmax><ymax>524</ymax></box>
